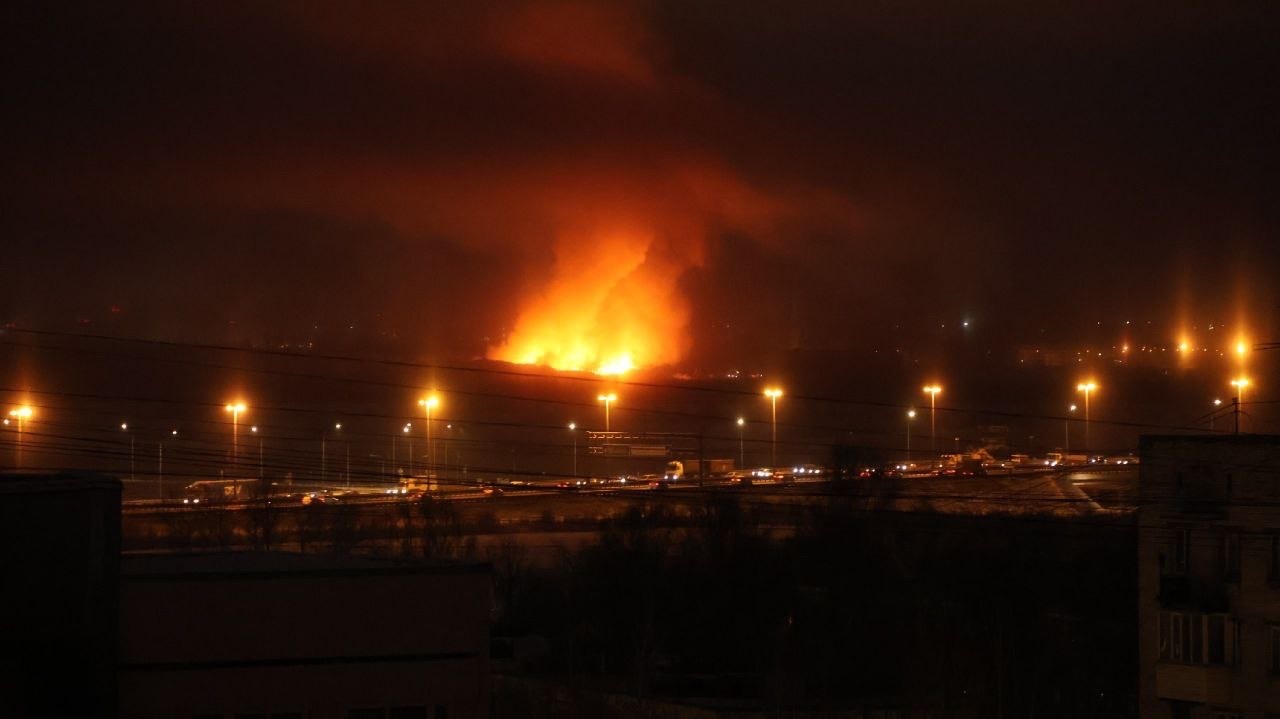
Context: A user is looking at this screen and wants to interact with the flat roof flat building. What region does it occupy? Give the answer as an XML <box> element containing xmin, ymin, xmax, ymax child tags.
<box><xmin>119</xmin><ymin>552</ymin><xmax>491</xmax><ymax>719</ymax></box>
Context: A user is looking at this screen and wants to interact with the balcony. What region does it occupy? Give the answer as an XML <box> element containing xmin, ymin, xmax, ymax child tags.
<box><xmin>1158</xmin><ymin>576</ymin><xmax>1229</xmax><ymax>612</ymax></box>
<box><xmin>1154</xmin><ymin>664</ymin><xmax>1232</xmax><ymax>704</ymax></box>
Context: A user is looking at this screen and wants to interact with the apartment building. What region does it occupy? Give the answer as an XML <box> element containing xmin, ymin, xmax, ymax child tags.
<box><xmin>1138</xmin><ymin>435</ymin><xmax>1280</xmax><ymax>719</ymax></box>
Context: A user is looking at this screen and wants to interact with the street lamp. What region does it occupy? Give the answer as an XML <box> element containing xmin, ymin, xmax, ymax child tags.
<box><xmin>1075</xmin><ymin>382</ymin><xmax>1096</xmax><ymax>454</ymax></box>
<box><xmin>568</xmin><ymin>422</ymin><xmax>577</xmax><ymax>477</ymax></box>
<box><xmin>419</xmin><ymin>394</ymin><xmax>440</xmax><ymax>477</ymax></box>
<box><xmin>906</xmin><ymin>409</ymin><xmax>916</xmax><ymax>462</ymax></box>
<box><xmin>8</xmin><ymin>406</ymin><xmax>33</xmax><ymax>469</ymax></box>
<box><xmin>736</xmin><ymin>417</ymin><xmax>745</xmax><ymax>468</ymax></box>
<box><xmin>596</xmin><ymin>393</ymin><xmax>617</xmax><ymax>433</ymax></box>
<box><xmin>322</xmin><ymin>422</ymin><xmax>342</xmax><ymax>483</ymax></box>
<box><xmin>224</xmin><ymin>402</ymin><xmax>247</xmax><ymax>475</ymax></box>
<box><xmin>1065</xmin><ymin>404</ymin><xmax>1077</xmax><ymax>457</ymax></box>
<box><xmin>922</xmin><ymin>385</ymin><xmax>942</xmax><ymax>456</ymax></box>
<box><xmin>250</xmin><ymin>425</ymin><xmax>263</xmax><ymax>480</ymax></box>
<box><xmin>121</xmin><ymin>422</ymin><xmax>134</xmax><ymax>481</ymax></box>
<box><xmin>1210</xmin><ymin>398</ymin><xmax>1223</xmax><ymax>431</ymax></box>
<box><xmin>403</xmin><ymin>423</ymin><xmax>413</xmax><ymax>476</ymax></box>
<box><xmin>764</xmin><ymin>388</ymin><xmax>783</xmax><ymax>469</ymax></box>
<box><xmin>1230</xmin><ymin>378</ymin><xmax>1250</xmax><ymax>434</ymax></box>
<box><xmin>158</xmin><ymin>429</ymin><xmax>178</xmax><ymax>500</ymax></box>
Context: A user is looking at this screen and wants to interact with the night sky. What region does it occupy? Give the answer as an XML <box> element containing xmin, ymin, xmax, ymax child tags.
<box><xmin>5</xmin><ymin>2</ymin><xmax>1279</xmax><ymax>367</ymax></box>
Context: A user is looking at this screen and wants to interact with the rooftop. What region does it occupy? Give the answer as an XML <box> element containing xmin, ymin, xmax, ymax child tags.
<box><xmin>121</xmin><ymin>550</ymin><xmax>489</xmax><ymax>581</ymax></box>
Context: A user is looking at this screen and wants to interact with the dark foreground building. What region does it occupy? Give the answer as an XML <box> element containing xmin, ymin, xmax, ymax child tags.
<box><xmin>1138</xmin><ymin>435</ymin><xmax>1280</xmax><ymax>718</ymax></box>
<box><xmin>119</xmin><ymin>552</ymin><xmax>491</xmax><ymax>719</ymax></box>
<box><xmin>1</xmin><ymin>471</ymin><xmax>491</xmax><ymax>719</ymax></box>
<box><xmin>0</xmin><ymin>472</ymin><xmax>121</xmax><ymax>718</ymax></box>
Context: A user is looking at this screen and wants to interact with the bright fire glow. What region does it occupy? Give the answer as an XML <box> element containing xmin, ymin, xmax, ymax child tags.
<box><xmin>489</xmin><ymin>228</ymin><xmax>696</xmax><ymax>375</ymax></box>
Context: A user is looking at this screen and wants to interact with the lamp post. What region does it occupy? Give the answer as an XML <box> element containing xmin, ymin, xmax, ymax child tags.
<box><xmin>8</xmin><ymin>406</ymin><xmax>33</xmax><ymax>469</ymax></box>
<box><xmin>1065</xmin><ymin>404</ymin><xmax>1076</xmax><ymax>457</ymax></box>
<box><xmin>419</xmin><ymin>394</ymin><xmax>440</xmax><ymax>477</ymax></box>
<box><xmin>764</xmin><ymin>388</ymin><xmax>782</xmax><ymax>469</ymax></box>
<box><xmin>121</xmin><ymin>422</ymin><xmax>134</xmax><ymax>481</ymax></box>
<box><xmin>906</xmin><ymin>409</ymin><xmax>916</xmax><ymax>463</ymax></box>
<box><xmin>570</xmin><ymin>419</ymin><xmax>581</xmax><ymax>475</ymax></box>
<box><xmin>1210</xmin><ymin>398</ymin><xmax>1223</xmax><ymax>431</ymax></box>
<box><xmin>736</xmin><ymin>417</ymin><xmax>745</xmax><ymax>468</ymax></box>
<box><xmin>1230</xmin><ymin>378</ymin><xmax>1250</xmax><ymax>434</ymax></box>
<box><xmin>224</xmin><ymin>402</ymin><xmax>247</xmax><ymax>476</ymax></box>
<box><xmin>158</xmin><ymin>429</ymin><xmax>177</xmax><ymax>500</ymax></box>
<box><xmin>1075</xmin><ymin>382</ymin><xmax>1096</xmax><ymax>455</ymax></box>
<box><xmin>250</xmin><ymin>425</ymin><xmax>263</xmax><ymax>480</ymax></box>
<box><xmin>322</xmin><ymin>422</ymin><xmax>342</xmax><ymax>483</ymax></box>
<box><xmin>441</xmin><ymin>423</ymin><xmax>463</xmax><ymax>483</ymax></box>
<box><xmin>922</xmin><ymin>385</ymin><xmax>942</xmax><ymax>456</ymax></box>
<box><xmin>403</xmin><ymin>423</ymin><xmax>413</xmax><ymax>476</ymax></box>
<box><xmin>596</xmin><ymin>393</ymin><xmax>616</xmax><ymax>433</ymax></box>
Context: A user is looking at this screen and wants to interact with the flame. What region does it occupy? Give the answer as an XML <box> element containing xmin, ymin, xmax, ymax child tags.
<box><xmin>490</xmin><ymin>226</ymin><xmax>696</xmax><ymax>374</ymax></box>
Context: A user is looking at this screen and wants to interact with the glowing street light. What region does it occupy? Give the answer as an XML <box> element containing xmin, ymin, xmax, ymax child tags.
<box><xmin>906</xmin><ymin>409</ymin><xmax>917</xmax><ymax>461</ymax></box>
<box><xmin>568</xmin><ymin>422</ymin><xmax>578</xmax><ymax>477</ymax></box>
<box><xmin>322</xmin><ymin>422</ymin><xmax>342</xmax><ymax>483</ymax></box>
<box><xmin>922</xmin><ymin>385</ymin><xmax>942</xmax><ymax>455</ymax></box>
<box><xmin>736</xmin><ymin>417</ymin><xmax>746</xmax><ymax>468</ymax></box>
<box><xmin>8</xmin><ymin>406</ymin><xmax>33</xmax><ymax>468</ymax></box>
<box><xmin>1075</xmin><ymin>382</ymin><xmax>1097</xmax><ymax>454</ymax></box>
<box><xmin>763</xmin><ymin>388</ymin><xmax>783</xmax><ymax>468</ymax></box>
<box><xmin>1210</xmin><ymin>398</ymin><xmax>1223</xmax><ymax>431</ymax></box>
<box><xmin>419</xmin><ymin>394</ymin><xmax>440</xmax><ymax>476</ymax></box>
<box><xmin>224</xmin><ymin>402</ymin><xmax>247</xmax><ymax>476</ymax></box>
<box><xmin>1230</xmin><ymin>378</ymin><xmax>1250</xmax><ymax>434</ymax></box>
<box><xmin>120</xmin><ymin>422</ymin><xmax>135</xmax><ymax>482</ymax></box>
<box><xmin>1065</xmin><ymin>404</ymin><xmax>1077</xmax><ymax>457</ymax></box>
<box><xmin>158</xmin><ymin>429</ymin><xmax>178</xmax><ymax>500</ymax></box>
<box><xmin>596</xmin><ymin>393</ymin><xmax>617</xmax><ymax>433</ymax></box>
<box><xmin>250</xmin><ymin>425</ymin><xmax>263</xmax><ymax>480</ymax></box>
<box><xmin>403</xmin><ymin>422</ymin><xmax>413</xmax><ymax>476</ymax></box>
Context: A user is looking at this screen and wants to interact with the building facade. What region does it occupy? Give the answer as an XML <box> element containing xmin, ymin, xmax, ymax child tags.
<box><xmin>1138</xmin><ymin>435</ymin><xmax>1280</xmax><ymax>719</ymax></box>
<box><xmin>119</xmin><ymin>552</ymin><xmax>491</xmax><ymax>719</ymax></box>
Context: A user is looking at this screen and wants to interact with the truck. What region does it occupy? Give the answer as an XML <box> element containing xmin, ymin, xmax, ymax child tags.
<box><xmin>663</xmin><ymin>458</ymin><xmax>735</xmax><ymax>481</ymax></box>
<box><xmin>183</xmin><ymin>479</ymin><xmax>258</xmax><ymax>504</ymax></box>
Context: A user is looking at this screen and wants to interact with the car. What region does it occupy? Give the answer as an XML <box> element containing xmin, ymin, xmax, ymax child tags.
<box><xmin>647</xmin><ymin>480</ymin><xmax>669</xmax><ymax>490</ymax></box>
<box><xmin>791</xmin><ymin>464</ymin><xmax>824</xmax><ymax>476</ymax></box>
<box><xmin>301</xmin><ymin>492</ymin><xmax>340</xmax><ymax>505</ymax></box>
